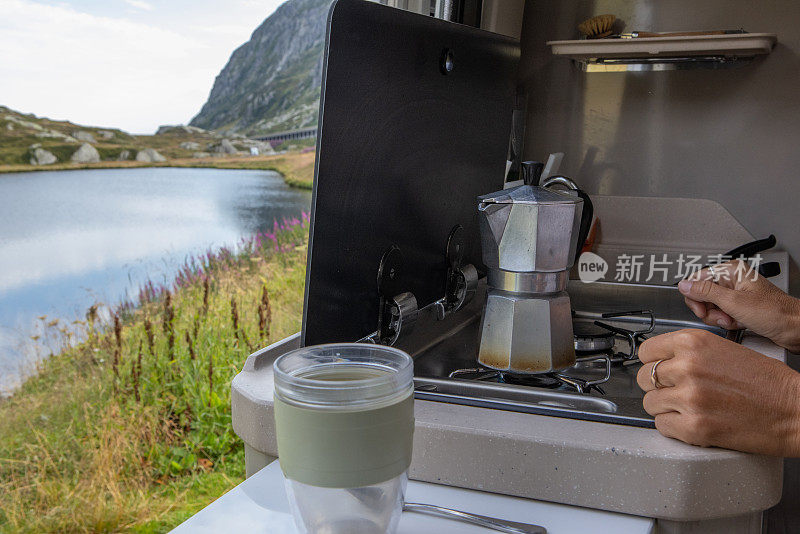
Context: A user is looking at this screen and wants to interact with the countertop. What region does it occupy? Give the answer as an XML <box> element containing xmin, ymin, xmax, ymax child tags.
<box><xmin>171</xmin><ymin>460</ymin><xmax>655</xmax><ymax>533</ymax></box>
<box><xmin>232</xmin><ymin>330</ymin><xmax>785</xmax><ymax>522</ymax></box>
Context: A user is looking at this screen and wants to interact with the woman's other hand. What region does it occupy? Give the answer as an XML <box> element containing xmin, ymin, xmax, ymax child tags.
<box><xmin>678</xmin><ymin>260</ymin><xmax>800</xmax><ymax>352</ymax></box>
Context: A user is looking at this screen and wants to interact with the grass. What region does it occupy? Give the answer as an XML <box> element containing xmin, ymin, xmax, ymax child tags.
<box><xmin>0</xmin><ymin>216</ymin><xmax>311</xmax><ymax>533</ymax></box>
<box><xmin>257</xmin><ymin>150</ymin><xmax>316</xmax><ymax>189</ymax></box>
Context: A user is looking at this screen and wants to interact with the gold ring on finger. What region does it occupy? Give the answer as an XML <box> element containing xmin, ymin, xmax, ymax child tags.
<box><xmin>650</xmin><ymin>359</ymin><xmax>666</xmax><ymax>389</ymax></box>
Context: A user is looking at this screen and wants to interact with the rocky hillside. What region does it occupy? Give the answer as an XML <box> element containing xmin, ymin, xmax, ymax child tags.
<box><xmin>189</xmin><ymin>0</ymin><xmax>332</xmax><ymax>137</ymax></box>
<box><xmin>0</xmin><ymin>106</ymin><xmax>275</xmax><ymax>167</ymax></box>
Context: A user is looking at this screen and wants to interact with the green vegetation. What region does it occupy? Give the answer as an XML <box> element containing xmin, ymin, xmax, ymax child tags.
<box><xmin>45</xmin><ymin>143</ymin><xmax>90</xmax><ymax>163</ymax></box>
<box><xmin>0</xmin><ymin>105</ymin><xmax>317</xmax><ymax>532</ymax></box>
<box><xmin>259</xmin><ymin>150</ymin><xmax>316</xmax><ymax>189</ymax></box>
<box><xmin>0</xmin><ymin>219</ymin><xmax>310</xmax><ymax>533</ymax></box>
<box><xmin>270</xmin><ymin>137</ymin><xmax>316</xmax><ymax>152</ymax></box>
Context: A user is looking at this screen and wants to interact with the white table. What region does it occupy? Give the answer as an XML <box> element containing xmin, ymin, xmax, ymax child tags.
<box><xmin>172</xmin><ymin>461</ymin><xmax>655</xmax><ymax>533</ymax></box>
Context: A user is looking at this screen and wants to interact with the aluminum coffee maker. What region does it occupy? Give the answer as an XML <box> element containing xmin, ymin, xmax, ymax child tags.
<box><xmin>477</xmin><ymin>162</ymin><xmax>593</xmax><ymax>374</ymax></box>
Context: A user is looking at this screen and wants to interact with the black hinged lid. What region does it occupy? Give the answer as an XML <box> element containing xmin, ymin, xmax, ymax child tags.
<box><xmin>302</xmin><ymin>0</ymin><xmax>520</xmax><ymax>346</ymax></box>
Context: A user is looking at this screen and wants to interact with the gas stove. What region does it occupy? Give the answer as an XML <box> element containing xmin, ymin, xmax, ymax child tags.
<box><xmin>410</xmin><ymin>279</ymin><xmax>737</xmax><ymax>428</ymax></box>
<box><xmin>445</xmin><ymin>309</ymin><xmax>654</xmax><ymax>394</ymax></box>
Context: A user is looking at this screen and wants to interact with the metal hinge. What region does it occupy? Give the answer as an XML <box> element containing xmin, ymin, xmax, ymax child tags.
<box><xmin>360</xmin><ymin>225</ymin><xmax>477</xmax><ymax>345</ymax></box>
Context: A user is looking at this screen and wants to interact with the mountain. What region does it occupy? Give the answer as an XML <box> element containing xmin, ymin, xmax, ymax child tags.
<box><xmin>190</xmin><ymin>0</ymin><xmax>332</xmax><ymax>137</ymax></box>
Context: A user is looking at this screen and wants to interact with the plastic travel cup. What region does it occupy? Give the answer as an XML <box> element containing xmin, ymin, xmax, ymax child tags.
<box><xmin>273</xmin><ymin>343</ymin><xmax>415</xmax><ymax>534</ymax></box>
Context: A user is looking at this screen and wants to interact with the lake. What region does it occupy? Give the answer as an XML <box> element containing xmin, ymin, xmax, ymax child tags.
<box><xmin>0</xmin><ymin>167</ymin><xmax>312</xmax><ymax>395</ymax></box>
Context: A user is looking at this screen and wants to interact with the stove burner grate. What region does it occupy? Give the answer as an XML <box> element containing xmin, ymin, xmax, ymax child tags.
<box><xmin>591</xmin><ymin>309</ymin><xmax>654</xmax><ymax>361</ymax></box>
<box><xmin>446</xmin><ymin>309</ymin><xmax>655</xmax><ymax>396</ymax></box>
<box><xmin>449</xmin><ymin>367</ymin><xmax>566</xmax><ymax>389</ymax></box>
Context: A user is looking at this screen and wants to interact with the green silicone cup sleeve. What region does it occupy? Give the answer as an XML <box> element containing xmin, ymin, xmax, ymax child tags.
<box><xmin>274</xmin><ymin>392</ymin><xmax>414</xmax><ymax>488</ymax></box>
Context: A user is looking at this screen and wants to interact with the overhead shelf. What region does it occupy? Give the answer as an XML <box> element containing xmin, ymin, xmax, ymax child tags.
<box><xmin>547</xmin><ymin>33</ymin><xmax>777</xmax><ymax>72</ymax></box>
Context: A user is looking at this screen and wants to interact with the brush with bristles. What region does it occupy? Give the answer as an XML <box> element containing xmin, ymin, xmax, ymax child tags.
<box><xmin>578</xmin><ymin>14</ymin><xmax>617</xmax><ymax>39</ymax></box>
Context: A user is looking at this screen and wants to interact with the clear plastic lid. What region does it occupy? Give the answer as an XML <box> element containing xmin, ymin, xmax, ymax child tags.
<box><xmin>273</xmin><ymin>343</ymin><xmax>414</xmax><ymax>410</ymax></box>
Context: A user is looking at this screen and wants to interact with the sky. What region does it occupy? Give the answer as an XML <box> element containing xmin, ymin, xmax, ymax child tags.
<box><xmin>0</xmin><ymin>0</ymin><xmax>286</xmax><ymax>134</ymax></box>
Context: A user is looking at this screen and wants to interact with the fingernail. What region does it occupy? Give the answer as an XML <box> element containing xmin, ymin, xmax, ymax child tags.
<box><xmin>678</xmin><ymin>280</ymin><xmax>692</xmax><ymax>294</ymax></box>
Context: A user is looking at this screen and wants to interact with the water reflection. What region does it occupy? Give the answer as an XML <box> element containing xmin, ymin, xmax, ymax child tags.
<box><xmin>0</xmin><ymin>167</ymin><xmax>311</xmax><ymax>394</ymax></box>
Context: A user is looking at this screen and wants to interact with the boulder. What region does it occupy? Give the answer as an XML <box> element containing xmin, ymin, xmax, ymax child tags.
<box><xmin>29</xmin><ymin>147</ymin><xmax>57</xmax><ymax>165</ymax></box>
<box><xmin>156</xmin><ymin>125</ymin><xmax>178</xmax><ymax>135</ymax></box>
<box><xmin>135</xmin><ymin>148</ymin><xmax>166</xmax><ymax>162</ymax></box>
<box><xmin>35</xmin><ymin>130</ymin><xmax>78</xmax><ymax>142</ymax></box>
<box><xmin>180</xmin><ymin>141</ymin><xmax>201</xmax><ymax>151</ymax></box>
<box><xmin>183</xmin><ymin>125</ymin><xmax>208</xmax><ymax>135</ymax></box>
<box><xmin>117</xmin><ymin>150</ymin><xmax>131</xmax><ymax>161</ymax></box>
<box><xmin>72</xmin><ymin>130</ymin><xmax>96</xmax><ymax>143</ymax></box>
<box><xmin>192</xmin><ymin>152</ymin><xmax>212</xmax><ymax>158</ymax></box>
<box><xmin>210</xmin><ymin>138</ymin><xmax>238</xmax><ymax>154</ymax></box>
<box><xmin>98</xmin><ymin>130</ymin><xmax>115</xmax><ymax>140</ymax></box>
<box><xmin>156</xmin><ymin>124</ymin><xmax>208</xmax><ymax>135</ymax></box>
<box><xmin>238</xmin><ymin>139</ymin><xmax>275</xmax><ymax>155</ymax></box>
<box><xmin>5</xmin><ymin>114</ymin><xmax>44</xmax><ymax>131</ymax></box>
<box><xmin>70</xmin><ymin>143</ymin><xmax>101</xmax><ymax>163</ymax></box>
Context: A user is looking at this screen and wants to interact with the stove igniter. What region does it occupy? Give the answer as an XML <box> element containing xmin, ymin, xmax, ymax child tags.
<box><xmin>573</xmin><ymin>322</ymin><xmax>616</xmax><ymax>353</ymax></box>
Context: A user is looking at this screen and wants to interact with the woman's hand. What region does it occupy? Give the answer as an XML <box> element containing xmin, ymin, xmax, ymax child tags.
<box><xmin>678</xmin><ymin>260</ymin><xmax>800</xmax><ymax>352</ymax></box>
<box><xmin>636</xmin><ymin>329</ymin><xmax>800</xmax><ymax>456</ymax></box>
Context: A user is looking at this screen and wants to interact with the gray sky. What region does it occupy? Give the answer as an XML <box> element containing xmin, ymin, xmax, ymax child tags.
<box><xmin>0</xmin><ymin>0</ymin><xmax>286</xmax><ymax>134</ymax></box>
